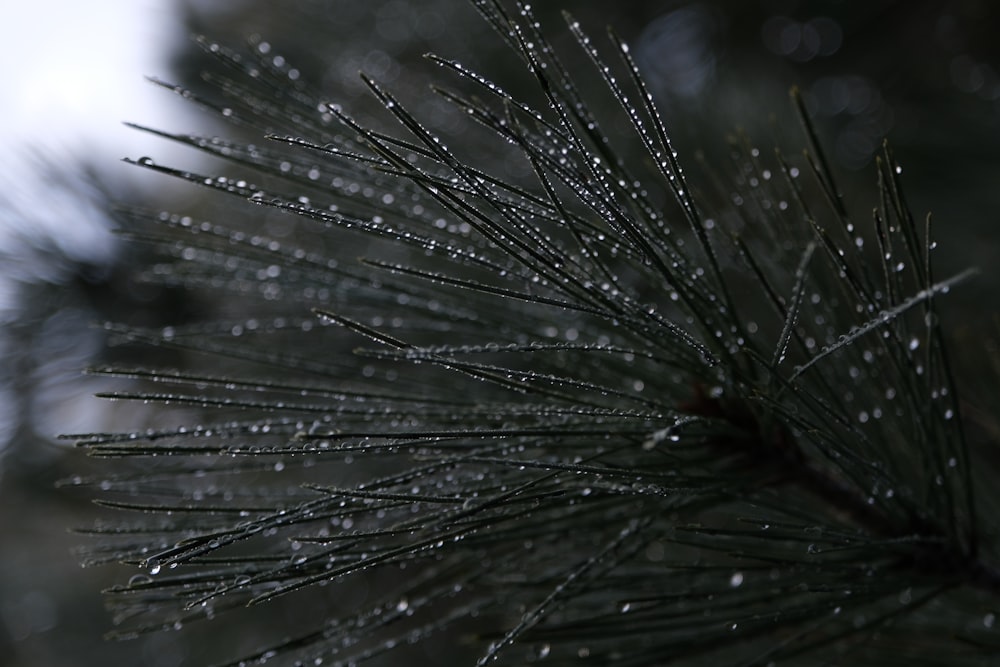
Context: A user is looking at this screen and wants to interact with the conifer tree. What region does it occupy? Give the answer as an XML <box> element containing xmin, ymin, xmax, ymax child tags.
<box><xmin>65</xmin><ymin>1</ymin><xmax>999</xmax><ymax>664</ymax></box>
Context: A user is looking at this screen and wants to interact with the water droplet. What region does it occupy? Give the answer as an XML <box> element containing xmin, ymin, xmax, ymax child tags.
<box><xmin>729</xmin><ymin>572</ymin><xmax>744</xmax><ymax>588</ymax></box>
<box><xmin>128</xmin><ymin>574</ymin><xmax>152</xmax><ymax>587</ymax></box>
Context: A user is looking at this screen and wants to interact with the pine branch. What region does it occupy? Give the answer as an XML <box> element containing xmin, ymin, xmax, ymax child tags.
<box><xmin>63</xmin><ymin>1</ymin><xmax>999</xmax><ymax>665</ymax></box>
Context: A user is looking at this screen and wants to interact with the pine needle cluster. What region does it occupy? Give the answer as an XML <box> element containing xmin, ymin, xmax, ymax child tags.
<box><xmin>64</xmin><ymin>1</ymin><xmax>998</xmax><ymax>665</ymax></box>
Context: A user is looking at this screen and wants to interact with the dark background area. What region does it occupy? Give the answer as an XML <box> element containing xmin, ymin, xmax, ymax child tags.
<box><xmin>1</xmin><ymin>1</ymin><xmax>997</xmax><ymax>665</ymax></box>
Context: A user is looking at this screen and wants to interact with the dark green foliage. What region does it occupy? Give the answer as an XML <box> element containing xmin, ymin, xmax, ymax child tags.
<box><xmin>65</xmin><ymin>1</ymin><xmax>998</xmax><ymax>664</ymax></box>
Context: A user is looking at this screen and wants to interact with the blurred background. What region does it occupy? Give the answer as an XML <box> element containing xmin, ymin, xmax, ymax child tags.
<box><xmin>1</xmin><ymin>0</ymin><xmax>997</xmax><ymax>664</ymax></box>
